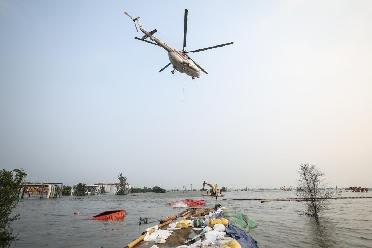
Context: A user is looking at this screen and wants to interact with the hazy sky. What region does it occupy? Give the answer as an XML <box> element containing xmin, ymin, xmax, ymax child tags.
<box><xmin>1</xmin><ymin>0</ymin><xmax>371</xmax><ymax>188</ymax></box>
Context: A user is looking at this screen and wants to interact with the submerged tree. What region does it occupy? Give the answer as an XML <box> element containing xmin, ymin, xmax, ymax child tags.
<box><xmin>99</xmin><ymin>185</ymin><xmax>106</xmax><ymax>194</ymax></box>
<box><xmin>297</xmin><ymin>163</ymin><xmax>332</xmax><ymax>221</ymax></box>
<box><xmin>152</xmin><ymin>186</ymin><xmax>166</xmax><ymax>193</ymax></box>
<box><xmin>62</xmin><ymin>186</ymin><xmax>72</xmax><ymax>196</ymax></box>
<box><xmin>73</xmin><ymin>183</ymin><xmax>87</xmax><ymax>196</ymax></box>
<box><xmin>116</xmin><ymin>173</ymin><xmax>128</xmax><ymax>195</ymax></box>
<box><xmin>0</xmin><ymin>169</ymin><xmax>27</xmax><ymax>246</ymax></box>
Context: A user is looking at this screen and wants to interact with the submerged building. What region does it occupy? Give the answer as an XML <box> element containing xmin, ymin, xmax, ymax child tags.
<box><xmin>21</xmin><ymin>182</ymin><xmax>63</xmax><ymax>199</ymax></box>
<box><xmin>94</xmin><ymin>183</ymin><xmax>131</xmax><ymax>194</ymax></box>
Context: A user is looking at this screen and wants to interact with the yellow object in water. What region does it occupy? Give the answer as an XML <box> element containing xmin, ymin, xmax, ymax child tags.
<box><xmin>176</xmin><ymin>219</ymin><xmax>191</xmax><ymax>229</ymax></box>
<box><xmin>209</xmin><ymin>218</ymin><xmax>229</xmax><ymax>226</ymax></box>
<box><xmin>222</xmin><ymin>240</ymin><xmax>241</xmax><ymax>248</ymax></box>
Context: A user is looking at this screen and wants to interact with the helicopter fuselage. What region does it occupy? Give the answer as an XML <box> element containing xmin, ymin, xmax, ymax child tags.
<box><xmin>168</xmin><ymin>51</ymin><xmax>201</xmax><ymax>78</ymax></box>
<box><xmin>139</xmin><ymin>26</ymin><xmax>201</xmax><ymax>79</ymax></box>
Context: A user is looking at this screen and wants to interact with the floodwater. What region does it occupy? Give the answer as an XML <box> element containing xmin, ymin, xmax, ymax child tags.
<box><xmin>10</xmin><ymin>190</ymin><xmax>372</xmax><ymax>248</ymax></box>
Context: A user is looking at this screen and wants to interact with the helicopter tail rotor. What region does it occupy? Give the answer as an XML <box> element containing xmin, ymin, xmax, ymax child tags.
<box><xmin>124</xmin><ymin>11</ymin><xmax>140</xmax><ymax>32</ymax></box>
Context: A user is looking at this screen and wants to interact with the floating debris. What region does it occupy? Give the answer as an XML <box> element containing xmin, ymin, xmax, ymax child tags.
<box><xmin>170</xmin><ymin>199</ymin><xmax>205</xmax><ymax>208</ymax></box>
<box><xmin>93</xmin><ymin>210</ymin><xmax>126</xmax><ymax>221</ymax></box>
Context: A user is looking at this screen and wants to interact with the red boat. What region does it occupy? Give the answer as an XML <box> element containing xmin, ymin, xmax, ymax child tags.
<box><xmin>170</xmin><ymin>199</ymin><xmax>205</xmax><ymax>208</ymax></box>
<box><xmin>93</xmin><ymin>210</ymin><xmax>126</xmax><ymax>221</ymax></box>
<box><xmin>183</xmin><ymin>199</ymin><xmax>205</xmax><ymax>207</ymax></box>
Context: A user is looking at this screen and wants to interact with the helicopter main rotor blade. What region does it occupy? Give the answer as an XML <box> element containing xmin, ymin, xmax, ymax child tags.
<box><xmin>188</xmin><ymin>42</ymin><xmax>234</xmax><ymax>53</ymax></box>
<box><xmin>134</xmin><ymin>37</ymin><xmax>160</xmax><ymax>47</ymax></box>
<box><xmin>189</xmin><ymin>57</ymin><xmax>208</xmax><ymax>74</ymax></box>
<box><xmin>159</xmin><ymin>63</ymin><xmax>171</xmax><ymax>72</ymax></box>
<box><xmin>183</xmin><ymin>9</ymin><xmax>188</xmax><ymax>52</ymax></box>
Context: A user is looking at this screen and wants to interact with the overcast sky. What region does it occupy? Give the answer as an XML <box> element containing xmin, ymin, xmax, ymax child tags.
<box><xmin>1</xmin><ymin>0</ymin><xmax>371</xmax><ymax>188</ymax></box>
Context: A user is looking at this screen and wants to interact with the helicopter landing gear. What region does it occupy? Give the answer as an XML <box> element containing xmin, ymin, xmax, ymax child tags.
<box><xmin>171</xmin><ymin>69</ymin><xmax>175</xmax><ymax>74</ymax></box>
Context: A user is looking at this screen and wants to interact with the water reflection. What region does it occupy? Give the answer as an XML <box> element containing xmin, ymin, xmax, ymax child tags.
<box><xmin>309</xmin><ymin>217</ymin><xmax>336</xmax><ymax>248</ymax></box>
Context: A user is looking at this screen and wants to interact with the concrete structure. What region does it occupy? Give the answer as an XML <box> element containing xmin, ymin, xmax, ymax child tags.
<box><xmin>21</xmin><ymin>182</ymin><xmax>63</xmax><ymax>199</ymax></box>
<box><xmin>94</xmin><ymin>183</ymin><xmax>132</xmax><ymax>194</ymax></box>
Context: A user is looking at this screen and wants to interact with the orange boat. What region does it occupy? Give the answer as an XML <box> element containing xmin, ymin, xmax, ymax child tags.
<box><xmin>93</xmin><ymin>210</ymin><xmax>126</xmax><ymax>221</ymax></box>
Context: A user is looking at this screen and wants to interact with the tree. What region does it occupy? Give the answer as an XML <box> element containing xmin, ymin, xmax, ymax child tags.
<box><xmin>62</xmin><ymin>186</ymin><xmax>72</xmax><ymax>196</ymax></box>
<box><xmin>116</xmin><ymin>173</ymin><xmax>128</xmax><ymax>195</ymax></box>
<box><xmin>130</xmin><ymin>187</ymin><xmax>143</xmax><ymax>193</ymax></box>
<box><xmin>99</xmin><ymin>185</ymin><xmax>106</xmax><ymax>194</ymax></box>
<box><xmin>297</xmin><ymin>163</ymin><xmax>332</xmax><ymax>221</ymax></box>
<box><xmin>152</xmin><ymin>186</ymin><xmax>166</xmax><ymax>193</ymax></box>
<box><xmin>73</xmin><ymin>183</ymin><xmax>87</xmax><ymax>196</ymax></box>
<box><xmin>0</xmin><ymin>169</ymin><xmax>27</xmax><ymax>245</ymax></box>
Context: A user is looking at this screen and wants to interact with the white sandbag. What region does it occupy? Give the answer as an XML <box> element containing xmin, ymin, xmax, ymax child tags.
<box><xmin>167</xmin><ymin>222</ymin><xmax>181</xmax><ymax>230</ymax></box>
<box><xmin>204</xmin><ymin>230</ymin><xmax>226</xmax><ymax>244</ymax></box>
<box><xmin>213</xmin><ymin>223</ymin><xmax>226</xmax><ymax>232</ymax></box>
<box><xmin>144</xmin><ymin>229</ymin><xmax>173</xmax><ymax>243</ymax></box>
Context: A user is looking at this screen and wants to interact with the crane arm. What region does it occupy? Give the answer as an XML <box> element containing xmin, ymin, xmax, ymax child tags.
<box><xmin>202</xmin><ymin>181</ymin><xmax>216</xmax><ymax>191</ymax></box>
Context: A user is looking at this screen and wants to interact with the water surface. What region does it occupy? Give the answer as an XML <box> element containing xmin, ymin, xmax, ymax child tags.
<box><xmin>11</xmin><ymin>190</ymin><xmax>372</xmax><ymax>247</ymax></box>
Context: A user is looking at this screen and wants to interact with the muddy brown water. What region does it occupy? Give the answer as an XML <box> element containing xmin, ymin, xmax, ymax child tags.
<box><xmin>10</xmin><ymin>190</ymin><xmax>372</xmax><ymax>248</ymax></box>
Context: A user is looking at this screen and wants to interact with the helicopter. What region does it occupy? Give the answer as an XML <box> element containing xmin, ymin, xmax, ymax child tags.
<box><xmin>124</xmin><ymin>9</ymin><xmax>234</xmax><ymax>79</ymax></box>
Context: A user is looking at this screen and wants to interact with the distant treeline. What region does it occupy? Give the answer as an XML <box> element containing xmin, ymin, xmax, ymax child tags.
<box><xmin>131</xmin><ymin>186</ymin><xmax>166</xmax><ymax>193</ymax></box>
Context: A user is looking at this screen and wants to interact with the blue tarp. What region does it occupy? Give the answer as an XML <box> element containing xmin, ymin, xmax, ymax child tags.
<box><xmin>226</xmin><ymin>224</ymin><xmax>258</xmax><ymax>248</ymax></box>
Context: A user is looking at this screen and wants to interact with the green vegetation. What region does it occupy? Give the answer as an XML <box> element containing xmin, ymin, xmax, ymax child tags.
<box><xmin>152</xmin><ymin>186</ymin><xmax>166</xmax><ymax>193</ymax></box>
<box><xmin>130</xmin><ymin>186</ymin><xmax>166</xmax><ymax>193</ymax></box>
<box><xmin>0</xmin><ymin>169</ymin><xmax>27</xmax><ymax>246</ymax></box>
<box><xmin>297</xmin><ymin>163</ymin><xmax>332</xmax><ymax>221</ymax></box>
<box><xmin>73</xmin><ymin>183</ymin><xmax>87</xmax><ymax>196</ymax></box>
<box><xmin>130</xmin><ymin>187</ymin><xmax>152</xmax><ymax>193</ymax></box>
<box><xmin>99</xmin><ymin>185</ymin><xmax>106</xmax><ymax>194</ymax></box>
<box><xmin>54</xmin><ymin>186</ymin><xmax>62</xmax><ymax>198</ymax></box>
<box><xmin>116</xmin><ymin>173</ymin><xmax>129</xmax><ymax>195</ymax></box>
<box><xmin>62</xmin><ymin>186</ymin><xmax>72</xmax><ymax>196</ymax></box>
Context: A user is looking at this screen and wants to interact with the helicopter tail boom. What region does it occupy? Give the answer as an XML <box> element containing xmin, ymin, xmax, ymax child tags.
<box><xmin>124</xmin><ymin>11</ymin><xmax>141</xmax><ymax>32</ymax></box>
<box><xmin>124</xmin><ymin>11</ymin><xmax>158</xmax><ymax>41</ymax></box>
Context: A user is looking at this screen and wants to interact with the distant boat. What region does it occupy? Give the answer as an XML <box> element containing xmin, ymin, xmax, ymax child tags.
<box><xmin>93</xmin><ymin>210</ymin><xmax>126</xmax><ymax>221</ymax></box>
<box><xmin>170</xmin><ymin>199</ymin><xmax>205</xmax><ymax>208</ymax></box>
